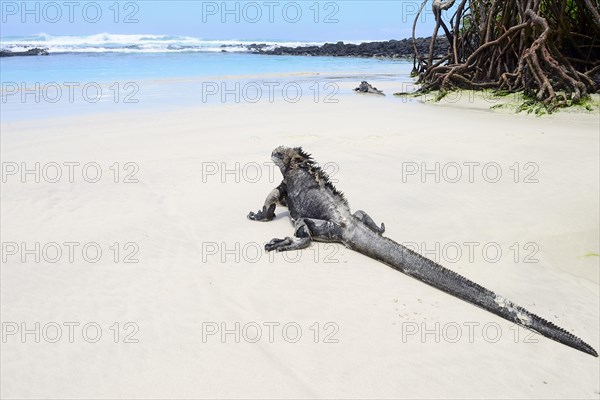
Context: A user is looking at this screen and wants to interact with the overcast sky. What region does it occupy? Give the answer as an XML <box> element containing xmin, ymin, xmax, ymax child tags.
<box><xmin>1</xmin><ymin>0</ymin><xmax>456</xmax><ymax>41</ymax></box>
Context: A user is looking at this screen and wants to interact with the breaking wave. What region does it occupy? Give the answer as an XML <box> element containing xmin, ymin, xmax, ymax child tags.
<box><xmin>0</xmin><ymin>33</ymin><xmax>330</xmax><ymax>54</ymax></box>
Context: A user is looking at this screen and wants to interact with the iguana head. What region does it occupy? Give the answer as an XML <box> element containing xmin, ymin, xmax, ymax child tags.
<box><xmin>271</xmin><ymin>146</ymin><xmax>348</xmax><ymax>205</ymax></box>
<box><xmin>271</xmin><ymin>146</ymin><xmax>311</xmax><ymax>173</ymax></box>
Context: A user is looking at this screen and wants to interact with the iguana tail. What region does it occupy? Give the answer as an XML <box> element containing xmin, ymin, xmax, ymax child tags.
<box><xmin>343</xmin><ymin>225</ymin><xmax>598</xmax><ymax>357</ymax></box>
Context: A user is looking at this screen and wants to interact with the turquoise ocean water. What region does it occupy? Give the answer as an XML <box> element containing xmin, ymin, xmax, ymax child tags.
<box><xmin>1</xmin><ymin>34</ymin><xmax>413</xmax><ymax>121</ymax></box>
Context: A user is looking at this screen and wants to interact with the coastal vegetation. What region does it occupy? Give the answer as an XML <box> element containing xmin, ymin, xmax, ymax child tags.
<box><xmin>413</xmin><ymin>0</ymin><xmax>600</xmax><ymax>112</ymax></box>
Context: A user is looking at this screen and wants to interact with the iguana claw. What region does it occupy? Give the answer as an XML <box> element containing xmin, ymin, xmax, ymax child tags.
<box><xmin>265</xmin><ymin>237</ymin><xmax>292</xmax><ymax>252</ymax></box>
<box><xmin>247</xmin><ymin>206</ymin><xmax>275</xmax><ymax>221</ymax></box>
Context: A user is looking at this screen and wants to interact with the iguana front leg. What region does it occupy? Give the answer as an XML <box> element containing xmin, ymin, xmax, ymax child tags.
<box><xmin>247</xmin><ymin>182</ymin><xmax>287</xmax><ymax>221</ymax></box>
<box><xmin>265</xmin><ymin>218</ymin><xmax>343</xmax><ymax>252</ymax></box>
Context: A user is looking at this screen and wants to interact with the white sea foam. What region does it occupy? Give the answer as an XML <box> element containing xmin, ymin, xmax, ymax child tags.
<box><xmin>0</xmin><ymin>33</ymin><xmax>340</xmax><ymax>54</ymax></box>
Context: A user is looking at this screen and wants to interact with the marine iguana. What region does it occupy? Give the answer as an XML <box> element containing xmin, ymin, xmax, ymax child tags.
<box><xmin>354</xmin><ymin>81</ymin><xmax>385</xmax><ymax>95</ymax></box>
<box><xmin>248</xmin><ymin>146</ymin><xmax>598</xmax><ymax>357</ymax></box>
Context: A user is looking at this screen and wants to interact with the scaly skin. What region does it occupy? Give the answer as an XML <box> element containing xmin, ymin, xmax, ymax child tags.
<box><xmin>248</xmin><ymin>146</ymin><xmax>598</xmax><ymax>357</ymax></box>
<box><xmin>354</xmin><ymin>81</ymin><xmax>385</xmax><ymax>95</ymax></box>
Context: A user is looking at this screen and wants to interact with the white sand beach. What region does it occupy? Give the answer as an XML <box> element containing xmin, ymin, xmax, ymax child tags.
<box><xmin>1</xmin><ymin>79</ymin><xmax>599</xmax><ymax>399</ymax></box>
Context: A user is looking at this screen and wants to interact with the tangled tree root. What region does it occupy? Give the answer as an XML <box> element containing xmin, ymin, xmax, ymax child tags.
<box><xmin>413</xmin><ymin>0</ymin><xmax>600</xmax><ymax>112</ymax></box>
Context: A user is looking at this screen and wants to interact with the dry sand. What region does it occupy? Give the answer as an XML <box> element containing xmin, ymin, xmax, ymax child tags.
<box><xmin>1</xmin><ymin>81</ymin><xmax>599</xmax><ymax>399</ymax></box>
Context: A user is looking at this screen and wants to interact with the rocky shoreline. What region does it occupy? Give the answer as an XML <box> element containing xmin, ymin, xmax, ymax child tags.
<box><xmin>248</xmin><ymin>37</ymin><xmax>449</xmax><ymax>59</ymax></box>
<box><xmin>0</xmin><ymin>37</ymin><xmax>449</xmax><ymax>59</ymax></box>
<box><xmin>0</xmin><ymin>47</ymin><xmax>49</xmax><ymax>57</ymax></box>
